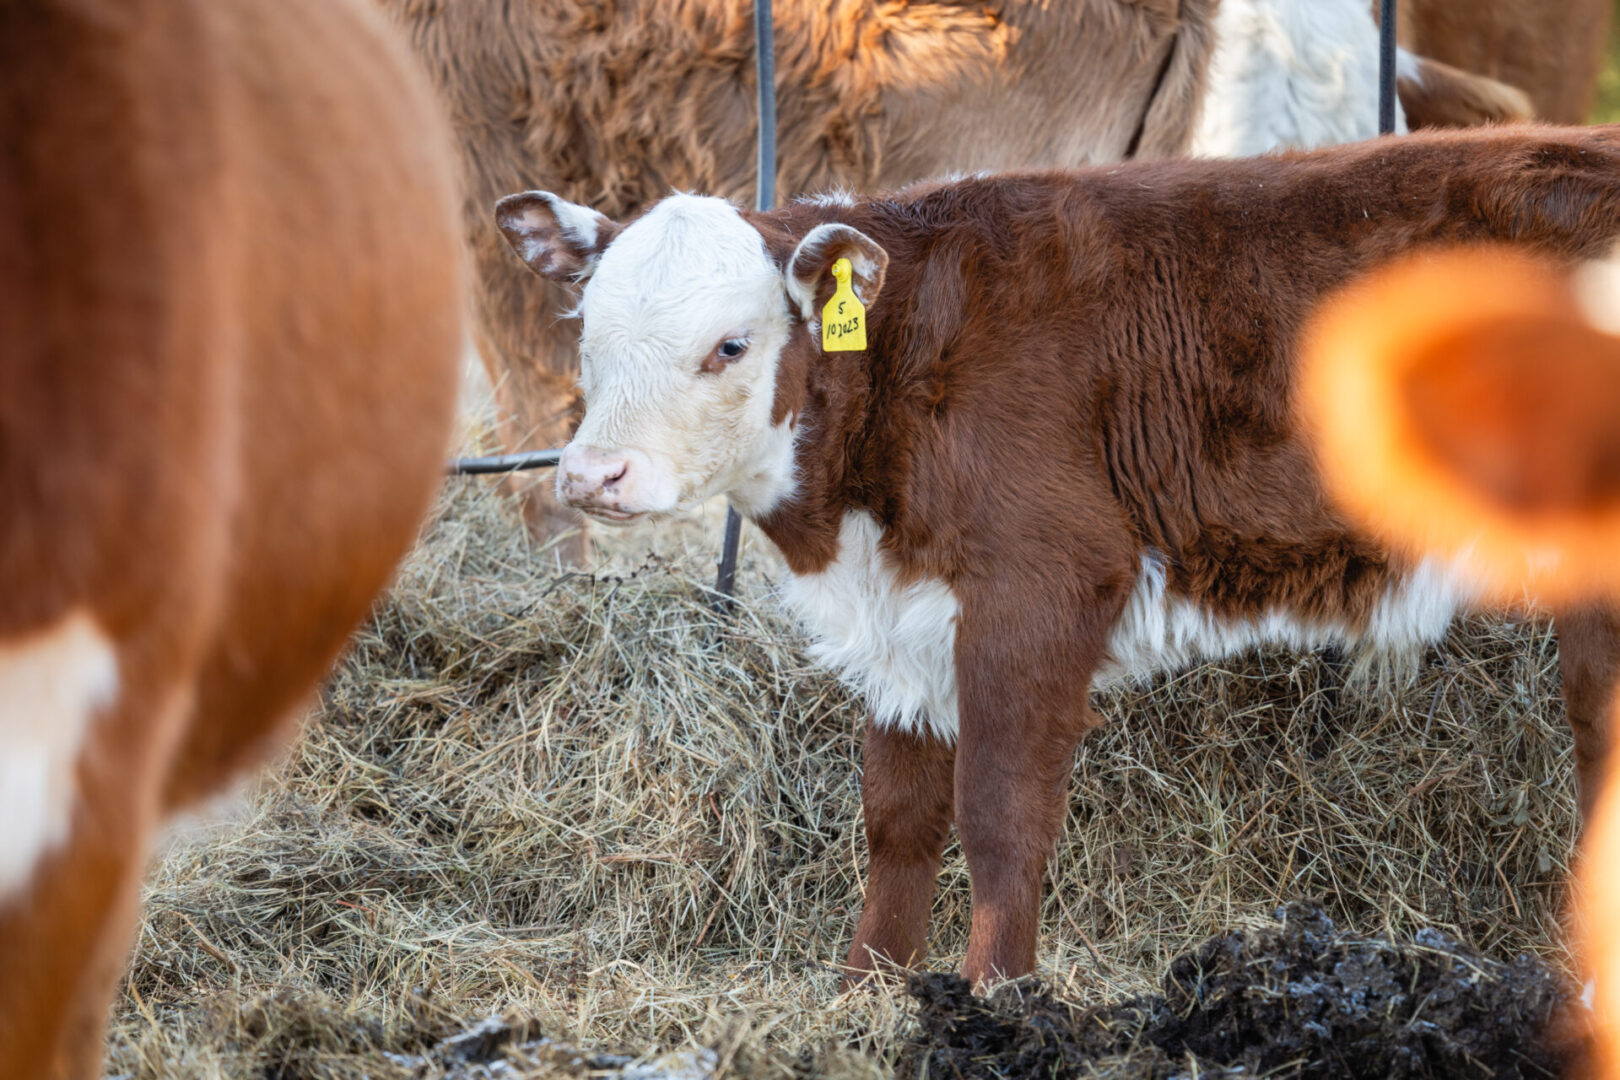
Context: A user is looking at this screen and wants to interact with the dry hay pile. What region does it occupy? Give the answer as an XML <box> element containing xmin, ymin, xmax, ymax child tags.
<box><xmin>106</xmin><ymin>479</ymin><xmax>1585</xmax><ymax>1078</ymax></box>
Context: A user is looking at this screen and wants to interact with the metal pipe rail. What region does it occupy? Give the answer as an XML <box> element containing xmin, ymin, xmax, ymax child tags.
<box><xmin>712</xmin><ymin>0</ymin><xmax>777</xmax><ymax>612</ymax></box>
<box><xmin>446</xmin><ymin>449</ymin><xmax>563</xmax><ymax>475</ymax></box>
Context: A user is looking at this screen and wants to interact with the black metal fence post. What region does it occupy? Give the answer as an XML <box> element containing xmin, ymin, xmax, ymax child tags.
<box><xmin>446</xmin><ymin>449</ymin><xmax>563</xmax><ymax>476</ymax></box>
<box><xmin>712</xmin><ymin>0</ymin><xmax>776</xmax><ymax>612</ymax></box>
<box><xmin>1378</xmin><ymin>0</ymin><xmax>1398</xmax><ymax>136</ymax></box>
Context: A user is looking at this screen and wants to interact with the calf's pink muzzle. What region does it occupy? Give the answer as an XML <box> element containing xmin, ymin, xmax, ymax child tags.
<box><xmin>557</xmin><ymin>443</ymin><xmax>651</xmax><ymax>522</ymax></box>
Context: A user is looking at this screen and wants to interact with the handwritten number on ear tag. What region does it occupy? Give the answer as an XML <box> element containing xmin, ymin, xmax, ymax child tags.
<box><xmin>821</xmin><ymin>257</ymin><xmax>866</xmax><ymax>352</ymax></box>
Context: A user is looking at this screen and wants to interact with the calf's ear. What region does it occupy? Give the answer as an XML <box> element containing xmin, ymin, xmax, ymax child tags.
<box><xmin>495</xmin><ymin>191</ymin><xmax>621</xmax><ymax>281</ymax></box>
<box><xmin>785</xmin><ymin>223</ymin><xmax>888</xmax><ymax>323</ymax></box>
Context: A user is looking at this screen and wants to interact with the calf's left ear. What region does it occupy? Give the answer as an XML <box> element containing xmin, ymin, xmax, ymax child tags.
<box><xmin>495</xmin><ymin>191</ymin><xmax>621</xmax><ymax>281</ymax></box>
<box><xmin>785</xmin><ymin>223</ymin><xmax>888</xmax><ymax>323</ymax></box>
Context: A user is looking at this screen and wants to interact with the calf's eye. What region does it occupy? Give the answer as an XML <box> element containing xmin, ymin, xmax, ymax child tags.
<box><xmin>701</xmin><ymin>336</ymin><xmax>750</xmax><ymax>374</ymax></box>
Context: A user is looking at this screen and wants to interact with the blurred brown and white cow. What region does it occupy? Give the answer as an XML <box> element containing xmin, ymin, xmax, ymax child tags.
<box><xmin>500</xmin><ymin>125</ymin><xmax>1620</xmax><ymax>986</ymax></box>
<box><xmin>1301</xmin><ymin>247</ymin><xmax>1620</xmax><ymax>1077</ymax></box>
<box><xmin>0</xmin><ymin>1</ymin><xmax>463</xmax><ymax>1075</ymax></box>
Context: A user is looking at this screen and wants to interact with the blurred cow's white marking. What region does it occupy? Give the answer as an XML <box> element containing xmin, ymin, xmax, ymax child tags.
<box><xmin>0</xmin><ymin>612</ymin><xmax>118</xmax><ymax>900</ymax></box>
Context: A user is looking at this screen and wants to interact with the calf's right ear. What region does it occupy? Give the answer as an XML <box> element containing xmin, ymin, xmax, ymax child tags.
<box><xmin>785</xmin><ymin>223</ymin><xmax>889</xmax><ymax>323</ymax></box>
<box><xmin>495</xmin><ymin>191</ymin><xmax>621</xmax><ymax>281</ymax></box>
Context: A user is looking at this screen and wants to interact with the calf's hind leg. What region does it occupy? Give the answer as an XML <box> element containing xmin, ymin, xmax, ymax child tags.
<box><xmin>844</xmin><ymin>719</ymin><xmax>955</xmax><ymax>981</ymax></box>
<box><xmin>952</xmin><ymin>582</ymin><xmax>1115</xmax><ymax>986</ymax></box>
<box><xmin>1559</xmin><ymin>602</ymin><xmax>1620</xmax><ymax>824</ymax></box>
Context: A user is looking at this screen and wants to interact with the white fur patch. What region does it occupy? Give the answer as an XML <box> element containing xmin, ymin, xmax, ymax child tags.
<box><xmin>780</xmin><ymin>529</ymin><xmax>1472</xmax><ymax>743</ymax></box>
<box><xmin>1193</xmin><ymin>0</ymin><xmax>1405</xmax><ymax>159</ymax></box>
<box><xmin>796</xmin><ymin>188</ymin><xmax>856</xmax><ymax>208</ymax></box>
<box><xmin>1395</xmin><ymin>47</ymin><xmax>1423</xmax><ymax>87</ymax></box>
<box><xmin>548</xmin><ymin>196</ymin><xmax>607</xmax><ymax>249</ymax></box>
<box><xmin>0</xmin><ymin>612</ymin><xmax>119</xmax><ymax>900</ymax></box>
<box><xmin>1097</xmin><ymin>552</ymin><xmax>1470</xmax><ymax>686</ymax></box>
<box><xmin>779</xmin><ymin>511</ymin><xmax>961</xmax><ymax>740</ymax></box>
<box><xmin>1098</xmin><ymin>555</ymin><xmax>1340</xmax><ymax>684</ymax></box>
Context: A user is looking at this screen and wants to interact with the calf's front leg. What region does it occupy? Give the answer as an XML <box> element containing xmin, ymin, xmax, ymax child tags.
<box><xmin>844</xmin><ymin>719</ymin><xmax>956</xmax><ymax>981</ymax></box>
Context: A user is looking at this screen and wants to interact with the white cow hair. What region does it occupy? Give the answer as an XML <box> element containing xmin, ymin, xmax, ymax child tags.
<box><xmin>546</xmin><ymin>194</ymin><xmax>610</xmax><ymax>250</ymax></box>
<box><xmin>779</xmin><ymin>511</ymin><xmax>961</xmax><ymax>741</ymax></box>
<box><xmin>781</xmin><ymin>516</ymin><xmax>1475</xmax><ymax>742</ymax></box>
<box><xmin>1193</xmin><ymin>0</ymin><xmax>1406</xmax><ymax>159</ymax></box>
<box><xmin>569</xmin><ymin>194</ymin><xmax>799</xmax><ymax>518</ymax></box>
<box><xmin>1574</xmin><ymin>248</ymin><xmax>1620</xmax><ymax>336</ymax></box>
<box><xmin>1095</xmin><ymin>552</ymin><xmax>1472</xmax><ymax>689</ymax></box>
<box><xmin>0</xmin><ymin>611</ymin><xmax>119</xmax><ymax>900</ymax></box>
<box><xmin>795</xmin><ymin>187</ymin><xmax>856</xmax><ymax>208</ymax></box>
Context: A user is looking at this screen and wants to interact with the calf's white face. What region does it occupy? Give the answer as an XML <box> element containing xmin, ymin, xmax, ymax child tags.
<box><xmin>495</xmin><ymin>191</ymin><xmax>886</xmax><ymax>523</ymax></box>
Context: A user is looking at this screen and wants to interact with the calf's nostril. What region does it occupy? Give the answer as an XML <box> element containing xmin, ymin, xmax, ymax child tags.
<box><xmin>602</xmin><ymin>462</ymin><xmax>629</xmax><ymax>489</ymax></box>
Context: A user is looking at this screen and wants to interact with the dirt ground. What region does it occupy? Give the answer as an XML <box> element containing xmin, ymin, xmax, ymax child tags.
<box><xmin>101</xmin><ymin>461</ymin><xmax>1589</xmax><ymax>1078</ymax></box>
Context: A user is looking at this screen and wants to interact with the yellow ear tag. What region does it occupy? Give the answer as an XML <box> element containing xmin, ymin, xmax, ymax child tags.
<box><xmin>821</xmin><ymin>257</ymin><xmax>866</xmax><ymax>352</ymax></box>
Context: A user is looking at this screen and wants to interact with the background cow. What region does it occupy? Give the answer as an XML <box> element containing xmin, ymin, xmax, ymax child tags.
<box><xmin>0</xmin><ymin>1</ymin><xmax>463</xmax><ymax>1075</ymax></box>
<box><xmin>1194</xmin><ymin>0</ymin><xmax>1531</xmax><ymax>157</ymax></box>
<box><xmin>1400</xmin><ymin>0</ymin><xmax>1612</xmax><ymax>125</ymax></box>
<box><xmin>500</xmin><ymin>125</ymin><xmax>1620</xmax><ymax>986</ymax></box>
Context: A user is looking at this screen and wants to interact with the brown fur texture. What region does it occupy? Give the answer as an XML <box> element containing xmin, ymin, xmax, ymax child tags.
<box><xmin>374</xmin><ymin>0</ymin><xmax>1218</xmax><ymax>556</ymax></box>
<box><xmin>0</xmin><ymin>2</ymin><xmax>463</xmax><ymax>1076</ymax></box>
<box><xmin>1398</xmin><ymin>53</ymin><xmax>1534</xmax><ymax>130</ymax></box>
<box><xmin>1398</xmin><ymin>0</ymin><xmax>1612</xmax><ymax>124</ymax></box>
<box><xmin>726</xmin><ymin>125</ymin><xmax>1620</xmax><ymax>985</ymax></box>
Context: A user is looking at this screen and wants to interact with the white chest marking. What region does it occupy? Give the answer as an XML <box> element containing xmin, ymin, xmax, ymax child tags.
<box><xmin>779</xmin><ymin>511</ymin><xmax>961</xmax><ymax>740</ymax></box>
<box><xmin>0</xmin><ymin>612</ymin><xmax>119</xmax><ymax>901</ymax></box>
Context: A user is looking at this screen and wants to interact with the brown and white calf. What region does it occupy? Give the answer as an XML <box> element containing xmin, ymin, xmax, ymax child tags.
<box><xmin>387</xmin><ymin>0</ymin><xmax>1532</xmax><ymax>554</ymax></box>
<box><xmin>0</xmin><ymin>1</ymin><xmax>462</xmax><ymax>1075</ymax></box>
<box><xmin>498</xmin><ymin>125</ymin><xmax>1620</xmax><ymax>986</ymax></box>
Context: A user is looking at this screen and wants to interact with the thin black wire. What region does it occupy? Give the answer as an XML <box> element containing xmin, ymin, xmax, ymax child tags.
<box><xmin>1378</xmin><ymin>0</ymin><xmax>1398</xmax><ymax>135</ymax></box>
<box><xmin>712</xmin><ymin>0</ymin><xmax>775</xmax><ymax>612</ymax></box>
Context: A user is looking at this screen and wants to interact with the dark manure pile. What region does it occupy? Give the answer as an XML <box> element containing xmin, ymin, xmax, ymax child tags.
<box><xmin>904</xmin><ymin>903</ymin><xmax>1591</xmax><ymax>1080</ymax></box>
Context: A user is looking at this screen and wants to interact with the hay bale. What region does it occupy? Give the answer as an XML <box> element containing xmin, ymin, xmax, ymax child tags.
<box><xmin>106</xmin><ymin>481</ymin><xmax>1581</xmax><ymax>1077</ymax></box>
